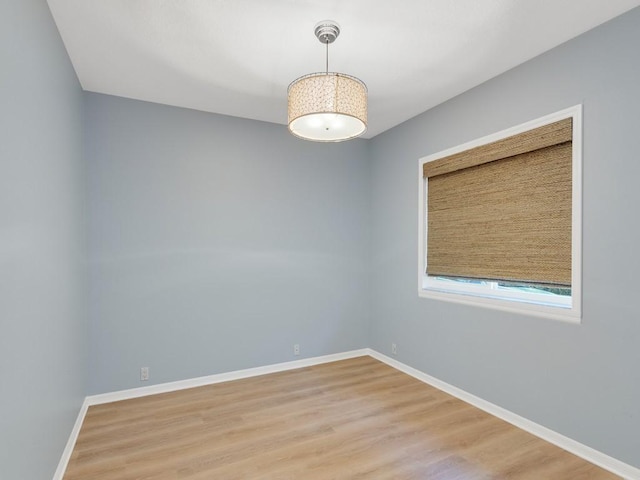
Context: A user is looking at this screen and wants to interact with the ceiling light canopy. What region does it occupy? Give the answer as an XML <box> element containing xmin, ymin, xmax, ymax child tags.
<box><xmin>288</xmin><ymin>21</ymin><xmax>367</xmax><ymax>142</ymax></box>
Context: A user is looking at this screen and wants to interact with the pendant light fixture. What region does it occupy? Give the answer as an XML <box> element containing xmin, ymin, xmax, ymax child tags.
<box><xmin>287</xmin><ymin>21</ymin><xmax>367</xmax><ymax>142</ymax></box>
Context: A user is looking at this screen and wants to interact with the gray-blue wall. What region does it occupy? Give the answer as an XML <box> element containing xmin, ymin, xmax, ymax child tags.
<box><xmin>370</xmin><ymin>7</ymin><xmax>640</xmax><ymax>467</ymax></box>
<box><xmin>0</xmin><ymin>1</ymin><xmax>86</xmax><ymax>479</ymax></box>
<box><xmin>84</xmin><ymin>94</ymin><xmax>371</xmax><ymax>394</ymax></box>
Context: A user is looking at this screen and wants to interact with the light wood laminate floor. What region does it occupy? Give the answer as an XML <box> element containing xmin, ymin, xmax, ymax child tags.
<box><xmin>64</xmin><ymin>356</ymin><xmax>618</xmax><ymax>479</ymax></box>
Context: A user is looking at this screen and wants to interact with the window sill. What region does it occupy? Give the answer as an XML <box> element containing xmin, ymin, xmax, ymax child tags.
<box><xmin>419</xmin><ymin>288</ymin><xmax>581</xmax><ymax>324</ymax></box>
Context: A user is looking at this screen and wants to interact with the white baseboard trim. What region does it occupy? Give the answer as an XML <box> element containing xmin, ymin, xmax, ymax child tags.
<box><xmin>85</xmin><ymin>349</ymin><xmax>370</xmax><ymax>406</ymax></box>
<box><xmin>53</xmin><ymin>348</ymin><xmax>639</xmax><ymax>480</ymax></box>
<box><xmin>52</xmin><ymin>398</ymin><xmax>90</xmax><ymax>480</ymax></box>
<box><xmin>368</xmin><ymin>349</ymin><xmax>640</xmax><ymax>480</ymax></box>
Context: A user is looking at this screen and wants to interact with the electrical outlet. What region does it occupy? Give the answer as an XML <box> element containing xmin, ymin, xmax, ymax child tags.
<box><xmin>140</xmin><ymin>367</ymin><xmax>149</xmax><ymax>381</ymax></box>
<box><xmin>391</xmin><ymin>343</ymin><xmax>397</xmax><ymax>355</ymax></box>
<box><xmin>294</xmin><ymin>344</ymin><xmax>300</xmax><ymax>356</ymax></box>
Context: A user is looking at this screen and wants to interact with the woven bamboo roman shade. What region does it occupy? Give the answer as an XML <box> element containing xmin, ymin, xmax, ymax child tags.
<box><xmin>424</xmin><ymin>118</ymin><xmax>573</xmax><ymax>287</ymax></box>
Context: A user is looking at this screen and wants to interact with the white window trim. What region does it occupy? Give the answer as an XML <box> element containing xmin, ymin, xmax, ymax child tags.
<box><xmin>418</xmin><ymin>105</ymin><xmax>582</xmax><ymax>324</ymax></box>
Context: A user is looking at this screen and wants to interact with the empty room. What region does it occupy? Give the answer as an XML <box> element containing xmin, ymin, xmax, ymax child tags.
<box><xmin>2</xmin><ymin>1</ymin><xmax>640</xmax><ymax>479</ymax></box>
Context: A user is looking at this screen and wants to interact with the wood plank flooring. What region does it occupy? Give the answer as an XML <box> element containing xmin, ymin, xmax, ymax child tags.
<box><xmin>63</xmin><ymin>356</ymin><xmax>619</xmax><ymax>479</ymax></box>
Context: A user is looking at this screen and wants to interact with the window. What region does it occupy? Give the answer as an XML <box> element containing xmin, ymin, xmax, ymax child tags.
<box><xmin>418</xmin><ymin>106</ymin><xmax>582</xmax><ymax>323</ymax></box>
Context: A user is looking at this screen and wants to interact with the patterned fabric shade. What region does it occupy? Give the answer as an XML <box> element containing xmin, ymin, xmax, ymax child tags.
<box><xmin>288</xmin><ymin>72</ymin><xmax>367</xmax><ymax>142</ymax></box>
